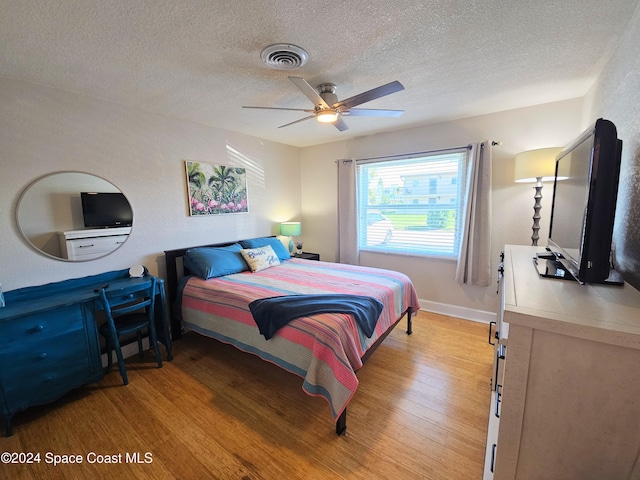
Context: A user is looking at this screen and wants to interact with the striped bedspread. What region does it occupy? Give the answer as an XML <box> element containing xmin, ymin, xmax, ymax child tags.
<box><xmin>181</xmin><ymin>258</ymin><xmax>420</xmax><ymax>420</ymax></box>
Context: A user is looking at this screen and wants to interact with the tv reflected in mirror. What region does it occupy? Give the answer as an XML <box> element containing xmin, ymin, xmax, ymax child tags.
<box><xmin>16</xmin><ymin>172</ymin><xmax>133</xmax><ymax>261</ymax></box>
<box><xmin>81</xmin><ymin>192</ymin><xmax>133</xmax><ymax>228</ymax></box>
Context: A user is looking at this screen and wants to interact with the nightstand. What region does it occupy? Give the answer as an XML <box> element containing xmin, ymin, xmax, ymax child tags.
<box><xmin>292</xmin><ymin>252</ymin><xmax>320</xmax><ymax>261</ymax></box>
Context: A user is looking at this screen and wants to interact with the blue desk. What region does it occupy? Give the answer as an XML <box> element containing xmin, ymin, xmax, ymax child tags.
<box><xmin>0</xmin><ymin>270</ymin><xmax>172</xmax><ymax>436</ymax></box>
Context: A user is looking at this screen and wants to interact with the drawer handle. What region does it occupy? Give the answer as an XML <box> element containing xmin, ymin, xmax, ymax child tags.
<box><xmin>44</xmin><ymin>375</ymin><xmax>54</xmax><ymax>382</ymax></box>
<box><xmin>488</xmin><ymin>321</ymin><xmax>496</xmax><ymax>345</ymax></box>
<box><xmin>39</xmin><ymin>352</ymin><xmax>48</xmax><ymax>359</ymax></box>
<box><xmin>494</xmin><ymin>344</ymin><xmax>505</xmax><ymax>392</ymax></box>
<box><xmin>78</xmin><ymin>244</ymin><xmax>95</xmax><ymax>248</ymax></box>
<box><xmin>490</xmin><ymin>443</ymin><xmax>497</xmax><ymax>473</ymax></box>
<box><xmin>31</xmin><ymin>324</ymin><xmax>45</xmax><ymax>333</ymax></box>
<box><xmin>494</xmin><ymin>384</ymin><xmax>502</xmax><ymax>418</ymax></box>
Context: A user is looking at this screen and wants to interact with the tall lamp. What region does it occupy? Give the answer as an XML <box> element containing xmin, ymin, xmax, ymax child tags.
<box><xmin>280</xmin><ymin>221</ymin><xmax>301</xmax><ymax>255</ymax></box>
<box><xmin>514</xmin><ymin>147</ymin><xmax>563</xmax><ymax>246</ymax></box>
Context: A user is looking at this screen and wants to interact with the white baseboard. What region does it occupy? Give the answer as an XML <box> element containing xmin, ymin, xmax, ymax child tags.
<box><xmin>418</xmin><ymin>299</ymin><xmax>496</xmax><ymax>324</ymax></box>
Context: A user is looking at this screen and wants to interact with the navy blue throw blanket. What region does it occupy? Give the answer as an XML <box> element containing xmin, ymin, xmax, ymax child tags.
<box><xmin>248</xmin><ymin>294</ymin><xmax>384</xmax><ymax>340</ymax></box>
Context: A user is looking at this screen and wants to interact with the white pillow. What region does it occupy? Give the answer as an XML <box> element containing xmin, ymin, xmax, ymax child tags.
<box><xmin>240</xmin><ymin>245</ymin><xmax>281</xmax><ymax>272</ymax></box>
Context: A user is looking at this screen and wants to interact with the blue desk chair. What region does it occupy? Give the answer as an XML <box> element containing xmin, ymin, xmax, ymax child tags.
<box><xmin>98</xmin><ymin>276</ymin><xmax>163</xmax><ymax>385</ymax></box>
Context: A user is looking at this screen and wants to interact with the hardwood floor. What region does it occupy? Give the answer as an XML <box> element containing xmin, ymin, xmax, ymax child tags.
<box><xmin>1</xmin><ymin>311</ymin><xmax>493</xmax><ymax>479</ymax></box>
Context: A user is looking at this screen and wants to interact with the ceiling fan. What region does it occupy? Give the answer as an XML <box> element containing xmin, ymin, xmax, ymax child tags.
<box><xmin>243</xmin><ymin>77</ymin><xmax>405</xmax><ymax>131</ymax></box>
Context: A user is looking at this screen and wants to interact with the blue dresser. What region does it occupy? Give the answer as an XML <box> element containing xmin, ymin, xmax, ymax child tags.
<box><xmin>0</xmin><ymin>269</ymin><xmax>171</xmax><ymax>436</ymax></box>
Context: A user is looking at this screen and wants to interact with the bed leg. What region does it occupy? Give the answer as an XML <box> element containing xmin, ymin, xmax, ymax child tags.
<box><xmin>406</xmin><ymin>310</ymin><xmax>413</xmax><ymax>335</ymax></box>
<box><xmin>336</xmin><ymin>408</ymin><xmax>347</xmax><ymax>435</ymax></box>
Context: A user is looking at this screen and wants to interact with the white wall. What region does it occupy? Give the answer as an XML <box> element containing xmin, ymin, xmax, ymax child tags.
<box><xmin>0</xmin><ymin>78</ymin><xmax>301</xmax><ymax>291</ymax></box>
<box><xmin>583</xmin><ymin>4</ymin><xmax>640</xmax><ymax>290</ymax></box>
<box><xmin>300</xmin><ymin>98</ymin><xmax>584</xmax><ymax>317</ymax></box>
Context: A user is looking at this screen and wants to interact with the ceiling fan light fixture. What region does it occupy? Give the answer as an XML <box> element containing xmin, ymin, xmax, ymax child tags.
<box><xmin>243</xmin><ymin>77</ymin><xmax>404</xmax><ymax>132</ymax></box>
<box><xmin>316</xmin><ymin>109</ymin><xmax>338</xmax><ymax>123</ymax></box>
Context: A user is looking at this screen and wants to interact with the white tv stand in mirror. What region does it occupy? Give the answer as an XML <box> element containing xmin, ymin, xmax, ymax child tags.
<box><xmin>58</xmin><ymin>227</ymin><xmax>131</xmax><ymax>261</ymax></box>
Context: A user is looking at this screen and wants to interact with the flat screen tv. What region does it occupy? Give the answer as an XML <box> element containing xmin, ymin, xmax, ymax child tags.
<box><xmin>545</xmin><ymin>118</ymin><xmax>622</xmax><ymax>284</ymax></box>
<box><xmin>81</xmin><ymin>192</ymin><xmax>133</xmax><ymax>228</ymax></box>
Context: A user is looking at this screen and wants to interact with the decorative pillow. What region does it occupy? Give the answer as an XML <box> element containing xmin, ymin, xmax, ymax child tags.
<box><xmin>184</xmin><ymin>244</ymin><xmax>248</xmax><ymax>279</ymax></box>
<box><xmin>240</xmin><ymin>237</ymin><xmax>291</xmax><ymax>261</ymax></box>
<box><xmin>240</xmin><ymin>245</ymin><xmax>281</xmax><ymax>272</ymax></box>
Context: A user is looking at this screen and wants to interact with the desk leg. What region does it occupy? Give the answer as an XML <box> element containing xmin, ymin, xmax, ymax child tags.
<box><xmin>156</xmin><ymin>279</ymin><xmax>173</xmax><ymax>361</ymax></box>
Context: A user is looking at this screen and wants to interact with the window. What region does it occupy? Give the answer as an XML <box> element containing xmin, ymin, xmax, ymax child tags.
<box><xmin>429</xmin><ymin>178</ymin><xmax>437</xmax><ymax>195</ymax></box>
<box><xmin>356</xmin><ymin>149</ymin><xmax>468</xmax><ymax>257</ymax></box>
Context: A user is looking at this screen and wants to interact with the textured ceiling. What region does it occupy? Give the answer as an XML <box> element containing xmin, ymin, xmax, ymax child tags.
<box><xmin>2</xmin><ymin>0</ymin><xmax>638</xmax><ymax>147</ymax></box>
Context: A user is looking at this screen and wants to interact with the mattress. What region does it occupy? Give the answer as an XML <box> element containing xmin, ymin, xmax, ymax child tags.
<box><xmin>181</xmin><ymin>258</ymin><xmax>420</xmax><ymax>419</ymax></box>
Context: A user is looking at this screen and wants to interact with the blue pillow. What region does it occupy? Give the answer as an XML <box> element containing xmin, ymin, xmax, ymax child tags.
<box><xmin>240</xmin><ymin>237</ymin><xmax>291</xmax><ymax>261</ymax></box>
<box><xmin>184</xmin><ymin>244</ymin><xmax>248</xmax><ymax>279</ymax></box>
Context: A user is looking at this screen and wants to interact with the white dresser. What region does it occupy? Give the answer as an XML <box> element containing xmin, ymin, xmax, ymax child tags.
<box><xmin>484</xmin><ymin>245</ymin><xmax>640</xmax><ymax>480</ymax></box>
<box><xmin>58</xmin><ymin>227</ymin><xmax>131</xmax><ymax>261</ymax></box>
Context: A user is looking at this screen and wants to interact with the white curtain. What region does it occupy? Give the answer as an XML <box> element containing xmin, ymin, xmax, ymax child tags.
<box><xmin>337</xmin><ymin>159</ymin><xmax>359</xmax><ymax>264</ymax></box>
<box><xmin>455</xmin><ymin>141</ymin><xmax>493</xmax><ymax>286</ymax></box>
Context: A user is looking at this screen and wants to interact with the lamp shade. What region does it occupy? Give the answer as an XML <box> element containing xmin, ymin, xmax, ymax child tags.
<box><xmin>280</xmin><ymin>222</ymin><xmax>301</xmax><ymax>236</ymax></box>
<box><xmin>514</xmin><ymin>147</ymin><xmax>563</xmax><ymax>183</ymax></box>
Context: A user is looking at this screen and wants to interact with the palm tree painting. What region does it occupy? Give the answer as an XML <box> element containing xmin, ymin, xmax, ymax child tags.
<box><xmin>185</xmin><ymin>161</ymin><xmax>249</xmax><ymax>215</ymax></box>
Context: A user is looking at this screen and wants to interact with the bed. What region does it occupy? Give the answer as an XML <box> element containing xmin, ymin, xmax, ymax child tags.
<box><xmin>164</xmin><ymin>237</ymin><xmax>420</xmax><ymax>434</ymax></box>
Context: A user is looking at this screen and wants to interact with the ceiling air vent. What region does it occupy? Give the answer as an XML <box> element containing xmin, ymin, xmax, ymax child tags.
<box><xmin>260</xmin><ymin>44</ymin><xmax>309</xmax><ymax>70</ymax></box>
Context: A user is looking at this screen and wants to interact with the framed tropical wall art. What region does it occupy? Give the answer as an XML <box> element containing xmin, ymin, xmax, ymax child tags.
<box><xmin>185</xmin><ymin>161</ymin><xmax>249</xmax><ymax>216</ymax></box>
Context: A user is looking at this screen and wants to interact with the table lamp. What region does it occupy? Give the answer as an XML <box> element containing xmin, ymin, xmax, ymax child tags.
<box><xmin>514</xmin><ymin>147</ymin><xmax>563</xmax><ymax>246</ymax></box>
<box><xmin>280</xmin><ymin>222</ymin><xmax>301</xmax><ymax>254</ymax></box>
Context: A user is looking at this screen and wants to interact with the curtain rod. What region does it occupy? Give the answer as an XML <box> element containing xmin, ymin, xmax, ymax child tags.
<box><xmin>339</xmin><ymin>140</ymin><xmax>502</xmax><ymax>164</ymax></box>
<box><xmin>355</xmin><ymin>144</ymin><xmax>472</xmax><ymax>163</ymax></box>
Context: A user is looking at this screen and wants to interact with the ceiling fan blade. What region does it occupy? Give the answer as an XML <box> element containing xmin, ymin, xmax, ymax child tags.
<box><xmin>243</xmin><ymin>106</ymin><xmax>315</xmax><ymax>113</ymax></box>
<box><xmin>333</xmin><ymin>117</ymin><xmax>349</xmax><ymax>131</ymax></box>
<box><xmin>344</xmin><ymin>108</ymin><xmax>404</xmax><ymax>117</ymax></box>
<box><xmin>333</xmin><ymin>80</ymin><xmax>404</xmax><ymax>110</ymax></box>
<box><xmin>288</xmin><ymin>76</ymin><xmax>331</xmax><ymax>109</ymax></box>
<box><xmin>278</xmin><ymin>114</ymin><xmax>317</xmax><ymax>129</ymax></box>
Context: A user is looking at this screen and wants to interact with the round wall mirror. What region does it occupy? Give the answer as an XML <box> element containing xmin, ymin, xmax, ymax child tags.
<box><xmin>16</xmin><ymin>171</ymin><xmax>133</xmax><ymax>261</ymax></box>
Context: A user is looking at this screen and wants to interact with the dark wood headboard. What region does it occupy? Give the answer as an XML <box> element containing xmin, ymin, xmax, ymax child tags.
<box><xmin>163</xmin><ymin>237</ymin><xmax>275</xmax><ymax>338</ymax></box>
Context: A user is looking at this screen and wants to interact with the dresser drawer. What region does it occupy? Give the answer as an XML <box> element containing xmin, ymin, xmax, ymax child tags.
<box><xmin>1</xmin><ymin>360</ymin><xmax>95</xmax><ymax>409</ymax></box>
<box><xmin>0</xmin><ymin>326</ymin><xmax>87</xmax><ymax>371</ymax></box>
<box><xmin>0</xmin><ymin>304</ymin><xmax>88</xmax><ymax>350</ymax></box>
<box><xmin>65</xmin><ymin>234</ymin><xmax>128</xmax><ymax>260</ymax></box>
